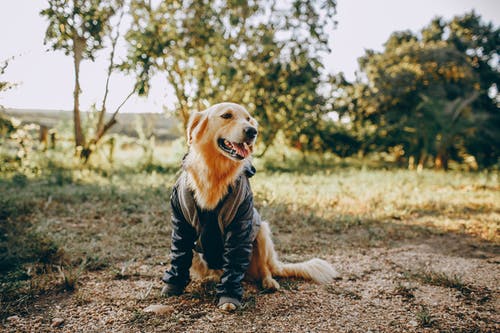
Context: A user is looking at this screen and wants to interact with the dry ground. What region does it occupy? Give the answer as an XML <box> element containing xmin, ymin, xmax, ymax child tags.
<box><xmin>1</xmin><ymin>168</ymin><xmax>499</xmax><ymax>332</ymax></box>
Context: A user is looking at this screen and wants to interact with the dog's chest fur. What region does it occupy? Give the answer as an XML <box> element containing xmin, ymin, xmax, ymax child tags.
<box><xmin>184</xmin><ymin>150</ymin><xmax>245</xmax><ymax>210</ymax></box>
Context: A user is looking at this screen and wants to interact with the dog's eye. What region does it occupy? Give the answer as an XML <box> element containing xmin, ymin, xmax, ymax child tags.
<box><xmin>246</xmin><ymin>117</ymin><xmax>250</xmax><ymax>121</ymax></box>
<box><xmin>221</xmin><ymin>113</ymin><xmax>232</xmax><ymax>119</ymax></box>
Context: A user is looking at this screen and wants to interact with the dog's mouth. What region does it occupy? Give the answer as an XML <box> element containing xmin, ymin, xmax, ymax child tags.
<box><xmin>217</xmin><ymin>138</ymin><xmax>253</xmax><ymax>160</ymax></box>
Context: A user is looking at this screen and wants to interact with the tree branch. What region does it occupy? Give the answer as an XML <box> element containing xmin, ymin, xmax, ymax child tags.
<box><xmin>96</xmin><ymin>7</ymin><xmax>126</xmax><ymax>134</ymax></box>
<box><xmin>95</xmin><ymin>87</ymin><xmax>136</xmax><ymax>142</ymax></box>
<box><xmin>451</xmin><ymin>90</ymin><xmax>480</xmax><ymax>124</ymax></box>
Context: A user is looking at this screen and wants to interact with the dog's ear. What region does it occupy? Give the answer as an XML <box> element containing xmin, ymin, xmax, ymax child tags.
<box><xmin>186</xmin><ymin>111</ymin><xmax>208</xmax><ymax>145</ymax></box>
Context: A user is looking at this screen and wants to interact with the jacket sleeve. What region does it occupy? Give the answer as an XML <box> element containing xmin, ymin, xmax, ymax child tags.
<box><xmin>216</xmin><ymin>191</ymin><xmax>254</xmax><ymax>301</ymax></box>
<box><xmin>162</xmin><ymin>186</ymin><xmax>197</xmax><ymax>288</ymax></box>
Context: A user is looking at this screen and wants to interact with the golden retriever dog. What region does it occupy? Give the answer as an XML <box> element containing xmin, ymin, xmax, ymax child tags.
<box><xmin>162</xmin><ymin>102</ymin><xmax>337</xmax><ymax>311</ymax></box>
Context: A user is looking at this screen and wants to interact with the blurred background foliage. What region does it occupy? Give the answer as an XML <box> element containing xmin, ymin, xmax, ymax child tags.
<box><xmin>0</xmin><ymin>1</ymin><xmax>499</xmax><ymax>171</ymax></box>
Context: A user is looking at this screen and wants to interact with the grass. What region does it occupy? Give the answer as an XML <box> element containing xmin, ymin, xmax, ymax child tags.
<box><xmin>416</xmin><ymin>306</ymin><xmax>436</xmax><ymax>328</ymax></box>
<box><xmin>324</xmin><ymin>285</ymin><xmax>362</xmax><ymax>300</ymax></box>
<box><xmin>0</xmin><ymin>148</ymin><xmax>499</xmax><ymax>319</ymax></box>
<box><xmin>408</xmin><ymin>269</ymin><xmax>492</xmax><ymax>303</ymax></box>
<box><xmin>413</xmin><ymin>271</ymin><xmax>469</xmax><ymax>293</ymax></box>
<box><xmin>252</xmin><ymin>169</ymin><xmax>499</xmax><ymax>251</ymax></box>
<box><xmin>392</xmin><ymin>283</ymin><xmax>416</xmax><ymax>300</ymax></box>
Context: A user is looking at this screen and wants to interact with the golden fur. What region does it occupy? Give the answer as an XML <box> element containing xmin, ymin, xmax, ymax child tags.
<box><xmin>184</xmin><ymin>103</ymin><xmax>338</xmax><ymax>311</ymax></box>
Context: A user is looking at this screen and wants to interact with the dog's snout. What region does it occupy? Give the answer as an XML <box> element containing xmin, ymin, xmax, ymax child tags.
<box><xmin>244</xmin><ymin>126</ymin><xmax>257</xmax><ymax>139</ymax></box>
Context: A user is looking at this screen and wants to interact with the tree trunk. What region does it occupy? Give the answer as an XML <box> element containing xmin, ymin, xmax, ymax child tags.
<box><xmin>433</xmin><ymin>91</ymin><xmax>480</xmax><ymax>171</ymax></box>
<box><xmin>108</xmin><ymin>136</ymin><xmax>115</xmax><ymax>165</ymax></box>
<box><xmin>435</xmin><ymin>150</ymin><xmax>449</xmax><ymax>171</ymax></box>
<box><xmin>39</xmin><ymin>125</ymin><xmax>49</xmax><ymax>151</ymax></box>
<box><xmin>50</xmin><ymin>130</ymin><xmax>57</xmax><ymax>149</ymax></box>
<box><xmin>408</xmin><ymin>156</ymin><xmax>415</xmax><ymax>170</ymax></box>
<box><xmin>417</xmin><ymin>150</ymin><xmax>427</xmax><ymax>172</ymax></box>
<box><xmin>73</xmin><ymin>38</ymin><xmax>85</xmax><ymax>149</ymax></box>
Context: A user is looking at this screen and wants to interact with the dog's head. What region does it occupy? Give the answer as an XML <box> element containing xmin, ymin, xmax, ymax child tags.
<box><xmin>187</xmin><ymin>103</ymin><xmax>258</xmax><ymax>161</ymax></box>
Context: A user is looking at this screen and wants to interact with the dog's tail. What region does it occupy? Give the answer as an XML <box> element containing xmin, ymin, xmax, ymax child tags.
<box><xmin>273</xmin><ymin>258</ymin><xmax>338</xmax><ymax>284</ymax></box>
<box><xmin>258</xmin><ymin>222</ymin><xmax>338</xmax><ymax>284</ymax></box>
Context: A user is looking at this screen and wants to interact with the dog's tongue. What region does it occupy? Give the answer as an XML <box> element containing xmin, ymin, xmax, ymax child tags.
<box><xmin>234</xmin><ymin>142</ymin><xmax>249</xmax><ymax>158</ymax></box>
<box><xmin>224</xmin><ymin>139</ymin><xmax>250</xmax><ymax>158</ymax></box>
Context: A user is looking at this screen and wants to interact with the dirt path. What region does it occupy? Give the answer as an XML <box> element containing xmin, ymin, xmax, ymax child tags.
<box><xmin>3</xmin><ymin>233</ymin><xmax>498</xmax><ymax>333</ymax></box>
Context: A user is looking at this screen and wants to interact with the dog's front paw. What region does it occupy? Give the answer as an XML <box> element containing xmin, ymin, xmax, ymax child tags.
<box><xmin>217</xmin><ymin>296</ymin><xmax>241</xmax><ymax>312</ymax></box>
<box><xmin>219</xmin><ymin>302</ymin><xmax>237</xmax><ymax>312</ymax></box>
<box><xmin>262</xmin><ymin>277</ymin><xmax>280</xmax><ymax>291</ymax></box>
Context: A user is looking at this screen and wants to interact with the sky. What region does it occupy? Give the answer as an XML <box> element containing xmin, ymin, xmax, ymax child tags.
<box><xmin>0</xmin><ymin>0</ymin><xmax>499</xmax><ymax>114</ymax></box>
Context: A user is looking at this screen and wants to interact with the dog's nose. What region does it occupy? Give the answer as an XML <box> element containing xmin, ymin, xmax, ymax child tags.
<box><xmin>244</xmin><ymin>126</ymin><xmax>258</xmax><ymax>139</ymax></box>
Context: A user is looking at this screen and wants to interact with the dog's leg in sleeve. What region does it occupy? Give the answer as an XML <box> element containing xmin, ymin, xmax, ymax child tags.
<box><xmin>217</xmin><ymin>195</ymin><xmax>254</xmax><ymax>310</ymax></box>
<box><xmin>162</xmin><ymin>188</ymin><xmax>197</xmax><ymax>295</ymax></box>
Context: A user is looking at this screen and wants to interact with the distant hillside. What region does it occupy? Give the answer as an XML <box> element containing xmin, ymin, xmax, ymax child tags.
<box><xmin>3</xmin><ymin>108</ymin><xmax>181</xmax><ymax>141</ymax></box>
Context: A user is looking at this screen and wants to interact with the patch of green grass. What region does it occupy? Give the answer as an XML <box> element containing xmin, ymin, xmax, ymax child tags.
<box><xmin>324</xmin><ymin>285</ymin><xmax>362</xmax><ymax>300</ymax></box>
<box><xmin>255</xmin><ymin>169</ymin><xmax>499</xmax><ymax>244</ymax></box>
<box><xmin>128</xmin><ymin>310</ymin><xmax>151</xmax><ymax>325</ymax></box>
<box><xmin>0</xmin><ymin>190</ymin><xmax>68</xmax><ymax>318</ymax></box>
<box><xmin>413</xmin><ymin>271</ymin><xmax>471</xmax><ymax>295</ymax></box>
<box><xmin>81</xmin><ymin>255</ymin><xmax>110</xmax><ymax>271</ymax></box>
<box><xmin>407</xmin><ymin>270</ymin><xmax>493</xmax><ymax>304</ymax></box>
<box><xmin>393</xmin><ymin>283</ymin><xmax>416</xmax><ymax>300</ymax></box>
<box><xmin>111</xmin><ymin>260</ymin><xmax>137</xmax><ymax>280</ymax></box>
<box><xmin>0</xmin><ymin>264</ymin><xmax>79</xmax><ymax>319</ymax></box>
<box><xmin>59</xmin><ymin>265</ymin><xmax>83</xmax><ymax>292</ymax></box>
<box><xmin>416</xmin><ymin>305</ymin><xmax>436</xmax><ymax>328</ymax></box>
<box><xmin>11</xmin><ymin>173</ymin><xmax>28</xmax><ymax>187</ymax></box>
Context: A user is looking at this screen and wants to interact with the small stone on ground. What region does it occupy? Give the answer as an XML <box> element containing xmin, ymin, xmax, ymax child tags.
<box><xmin>51</xmin><ymin>317</ymin><xmax>65</xmax><ymax>328</ymax></box>
<box><xmin>143</xmin><ymin>304</ymin><xmax>174</xmax><ymax>315</ymax></box>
